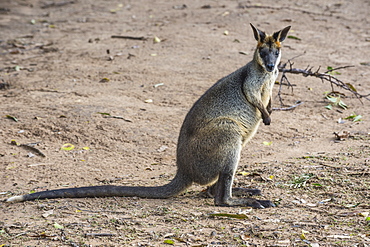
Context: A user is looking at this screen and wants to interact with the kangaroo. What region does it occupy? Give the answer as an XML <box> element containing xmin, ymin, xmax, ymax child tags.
<box><xmin>7</xmin><ymin>24</ymin><xmax>290</xmax><ymax>208</ymax></box>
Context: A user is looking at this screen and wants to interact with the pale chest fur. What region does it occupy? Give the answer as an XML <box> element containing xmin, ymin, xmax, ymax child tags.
<box><xmin>261</xmin><ymin>68</ymin><xmax>278</xmax><ymax>106</ymax></box>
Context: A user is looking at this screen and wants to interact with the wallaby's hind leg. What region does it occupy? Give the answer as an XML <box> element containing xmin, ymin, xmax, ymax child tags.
<box><xmin>214</xmin><ymin>172</ymin><xmax>275</xmax><ymax>209</ymax></box>
<box><xmin>232</xmin><ymin>187</ymin><xmax>262</xmax><ymax>196</ymax></box>
<box><xmin>211</xmin><ymin>142</ymin><xmax>275</xmax><ymax>209</ymax></box>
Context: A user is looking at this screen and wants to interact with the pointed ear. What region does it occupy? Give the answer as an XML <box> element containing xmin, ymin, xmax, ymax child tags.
<box><xmin>250</xmin><ymin>23</ymin><xmax>266</xmax><ymax>42</ymax></box>
<box><xmin>273</xmin><ymin>26</ymin><xmax>291</xmax><ymax>42</ymax></box>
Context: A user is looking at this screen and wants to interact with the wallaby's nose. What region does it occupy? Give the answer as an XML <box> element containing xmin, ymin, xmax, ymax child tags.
<box><xmin>266</xmin><ymin>64</ymin><xmax>275</xmax><ymax>72</ymax></box>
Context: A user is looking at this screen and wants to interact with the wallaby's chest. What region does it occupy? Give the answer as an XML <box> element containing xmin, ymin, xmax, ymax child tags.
<box><xmin>260</xmin><ymin>69</ymin><xmax>278</xmax><ymax>105</ymax></box>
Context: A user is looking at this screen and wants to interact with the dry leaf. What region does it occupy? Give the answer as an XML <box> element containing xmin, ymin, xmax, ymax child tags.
<box><xmin>326</xmin><ymin>235</ymin><xmax>351</xmax><ymax>239</ymax></box>
<box><xmin>157</xmin><ymin>145</ymin><xmax>168</xmax><ymax>152</ymax></box>
<box><xmin>209</xmin><ymin>213</ymin><xmax>248</xmax><ymax>219</ymax></box>
<box><xmin>61</xmin><ymin>143</ymin><xmax>75</xmax><ymax>151</ymax></box>
<box><xmin>42</xmin><ymin>210</ymin><xmax>54</xmax><ymax>218</ymax></box>
<box><xmin>153</xmin><ymin>36</ymin><xmax>161</xmax><ymax>43</ymax></box>
<box><xmin>239</xmin><ymin>171</ymin><xmax>250</xmax><ymax>176</ymax></box>
<box><xmin>53</xmin><ymin>222</ymin><xmax>64</xmax><ymax>229</ymax></box>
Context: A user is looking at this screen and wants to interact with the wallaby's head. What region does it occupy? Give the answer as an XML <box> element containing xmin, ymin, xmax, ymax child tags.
<box><xmin>250</xmin><ymin>24</ymin><xmax>291</xmax><ymax>72</ymax></box>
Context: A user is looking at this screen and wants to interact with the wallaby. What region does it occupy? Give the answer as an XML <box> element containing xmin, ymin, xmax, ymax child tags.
<box><xmin>7</xmin><ymin>24</ymin><xmax>290</xmax><ymax>208</ymax></box>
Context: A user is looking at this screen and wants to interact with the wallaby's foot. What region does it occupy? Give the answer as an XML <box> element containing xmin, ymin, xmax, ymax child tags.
<box><xmin>205</xmin><ymin>186</ymin><xmax>261</xmax><ymax>198</ymax></box>
<box><xmin>263</xmin><ymin>116</ymin><xmax>271</xmax><ymax>125</ymax></box>
<box><xmin>216</xmin><ymin>197</ymin><xmax>276</xmax><ymax>209</ymax></box>
<box><xmin>213</xmin><ymin>171</ymin><xmax>275</xmax><ymax>209</ymax></box>
<box><xmin>232</xmin><ymin>187</ymin><xmax>261</xmax><ymax>197</ymax></box>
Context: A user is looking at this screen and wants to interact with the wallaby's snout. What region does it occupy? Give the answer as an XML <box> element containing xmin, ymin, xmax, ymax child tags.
<box><xmin>254</xmin><ymin>44</ymin><xmax>280</xmax><ymax>73</ymax></box>
<box><xmin>261</xmin><ymin>47</ymin><xmax>280</xmax><ymax>72</ymax></box>
<box><xmin>266</xmin><ymin>64</ymin><xmax>275</xmax><ymax>72</ymax></box>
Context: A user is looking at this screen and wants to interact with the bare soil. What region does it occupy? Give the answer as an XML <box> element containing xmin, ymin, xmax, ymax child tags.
<box><xmin>1</xmin><ymin>0</ymin><xmax>370</xmax><ymax>246</ymax></box>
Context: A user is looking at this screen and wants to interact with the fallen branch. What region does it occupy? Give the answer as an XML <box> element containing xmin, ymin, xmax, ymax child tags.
<box><xmin>85</xmin><ymin>233</ymin><xmax>116</xmax><ymax>237</ymax></box>
<box><xmin>111</xmin><ymin>35</ymin><xmax>148</xmax><ymax>41</ymax></box>
<box><xmin>273</xmin><ymin>101</ymin><xmax>303</xmax><ymax>111</ymax></box>
<box><xmin>9</xmin><ymin>232</ymin><xmax>28</xmax><ymax>240</ymax></box>
<box><xmin>347</xmin><ymin>172</ymin><xmax>370</xmax><ymax>176</ymax></box>
<box><xmin>239</xmin><ymin>4</ymin><xmax>337</xmax><ymax>18</ymax></box>
<box><xmin>41</xmin><ymin>0</ymin><xmax>75</xmax><ymax>9</ymax></box>
<box><xmin>10</xmin><ymin>140</ymin><xmax>46</xmax><ymax>157</ymax></box>
<box><xmin>277</xmin><ymin>61</ymin><xmax>370</xmax><ymax>105</ymax></box>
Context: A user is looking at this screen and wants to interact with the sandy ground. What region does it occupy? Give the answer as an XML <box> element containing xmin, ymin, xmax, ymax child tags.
<box><xmin>1</xmin><ymin>0</ymin><xmax>370</xmax><ymax>246</ymax></box>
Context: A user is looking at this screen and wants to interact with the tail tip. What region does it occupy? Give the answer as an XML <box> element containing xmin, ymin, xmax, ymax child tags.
<box><xmin>6</xmin><ymin>195</ymin><xmax>25</xmax><ymax>203</ymax></box>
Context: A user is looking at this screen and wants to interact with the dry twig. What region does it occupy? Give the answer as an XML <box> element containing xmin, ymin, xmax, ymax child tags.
<box><xmin>10</xmin><ymin>140</ymin><xmax>46</xmax><ymax>157</ymax></box>
<box><xmin>41</xmin><ymin>0</ymin><xmax>75</xmax><ymax>9</ymax></box>
<box><xmin>85</xmin><ymin>233</ymin><xmax>116</xmax><ymax>237</ymax></box>
<box><xmin>239</xmin><ymin>4</ymin><xmax>337</xmax><ymax>18</ymax></box>
<box><xmin>273</xmin><ymin>101</ymin><xmax>303</xmax><ymax>111</ymax></box>
<box><xmin>277</xmin><ymin>60</ymin><xmax>370</xmax><ymax>105</ymax></box>
<box><xmin>111</xmin><ymin>35</ymin><xmax>148</xmax><ymax>40</ymax></box>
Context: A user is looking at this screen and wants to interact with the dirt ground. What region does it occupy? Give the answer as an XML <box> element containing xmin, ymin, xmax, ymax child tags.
<box><xmin>1</xmin><ymin>0</ymin><xmax>370</xmax><ymax>246</ymax></box>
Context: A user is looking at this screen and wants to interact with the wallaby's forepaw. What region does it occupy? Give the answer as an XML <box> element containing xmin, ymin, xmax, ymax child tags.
<box><xmin>263</xmin><ymin>116</ymin><xmax>271</xmax><ymax>125</ymax></box>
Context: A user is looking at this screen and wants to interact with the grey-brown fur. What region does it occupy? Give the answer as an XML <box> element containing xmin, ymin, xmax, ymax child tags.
<box><xmin>7</xmin><ymin>24</ymin><xmax>290</xmax><ymax>208</ymax></box>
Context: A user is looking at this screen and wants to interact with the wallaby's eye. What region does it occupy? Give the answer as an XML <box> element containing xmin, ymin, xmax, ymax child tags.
<box><xmin>275</xmin><ymin>50</ymin><xmax>279</xmax><ymax>56</ymax></box>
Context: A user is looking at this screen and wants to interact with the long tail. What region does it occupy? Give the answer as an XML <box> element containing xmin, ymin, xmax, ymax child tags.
<box><xmin>7</xmin><ymin>173</ymin><xmax>192</xmax><ymax>202</ymax></box>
